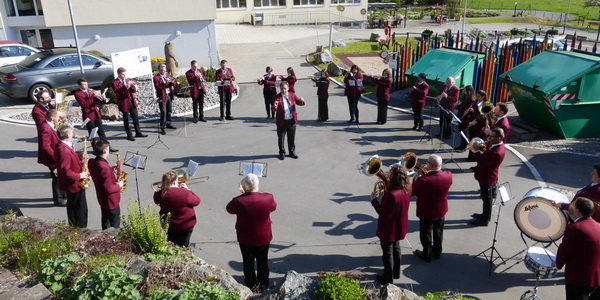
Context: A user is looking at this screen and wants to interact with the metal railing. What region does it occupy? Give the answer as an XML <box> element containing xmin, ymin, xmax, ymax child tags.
<box><xmin>260</xmin><ymin>11</ymin><xmax>364</xmax><ymax>26</ymax></box>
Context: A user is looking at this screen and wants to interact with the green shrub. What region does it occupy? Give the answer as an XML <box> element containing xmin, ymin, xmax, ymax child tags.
<box><xmin>174</xmin><ymin>75</ymin><xmax>189</xmax><ymax>95</ymax></box>
<box><xmin>422</xmin><ymin>29</ymin><xmax>434</xmax><ymax>40</ymax></box>
<box><xmin>143</xmin><ymin>244</ymin><xmax>195</xmax><ymax>263</ymax></box>
<box><xmin>424</xmin><ymin>291</ymin><xmax>476</xmax><ymax>300</ymax></box>
<box><xmin>148</xmin><ymin>282</ymin><xmax>239</xmax><ymax>300</ymax></box>
<box><xmin>120</xmin><ymin>200</ymin><xmax>169</xmax><ymax>254</ymax></box>
<box><xmin>1</xmin><ymin>209</ymin><xmax>18</xmax><ymax>222</ymax></box>
<box><xmin>315</xmin><ymin>273</ymin><xmax>365</xmax><ymax>300</ymax></box>
<box><xmin>0</xmin><ymin>228</ymin><xmax>27</xmax><ymax>255</ymax></box>
<box><xmin>547</xmin><ymin>28</ymin><xmax>559</xmax><ymax>35</ymax></box>
<box><xmin>38</xmin><ymin>252</ymin><xmax>81</xmax><ymax>294</ymax></box>
<box><xmin>63</xmin><ymin>263</ymin><xmax>143</xmax><ymax>300</ymax></box>
<box><xmin>201</xmin><ymin>67</ymin><xmax>217</xmax><ymax>82</ymax></box>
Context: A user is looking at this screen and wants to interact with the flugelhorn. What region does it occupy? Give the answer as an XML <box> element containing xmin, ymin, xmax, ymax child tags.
<box><xmin>363</xmin><ymin>155</ymin><xmax>389</xmax><ymax>198</ymax></box>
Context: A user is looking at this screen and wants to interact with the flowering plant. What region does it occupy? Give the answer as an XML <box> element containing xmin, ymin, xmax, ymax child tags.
<box><xmin>151</xmin><ymin>57</ymin><xmax>166</xmax><ymax>63</ymax></box>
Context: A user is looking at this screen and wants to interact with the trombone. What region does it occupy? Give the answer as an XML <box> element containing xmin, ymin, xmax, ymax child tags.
<box><xmin>151</xmin><ymin>168</ymin><xmax>209</xmax><ymax>192</ymax></box>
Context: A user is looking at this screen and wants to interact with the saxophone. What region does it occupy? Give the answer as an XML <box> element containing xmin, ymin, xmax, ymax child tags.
<box><xmin>79</xmin><ymin>137</ymin><xmax>91</xmax><ymax>189</ymax></box>
<box><xmin>115</xmin><ymin>153</ymin><xmax>128</xmax><ymax>192</ymax></box>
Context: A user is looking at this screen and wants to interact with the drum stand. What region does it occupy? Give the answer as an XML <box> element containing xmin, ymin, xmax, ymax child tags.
<box><xmin>474</xmin><ymin>182</ymin><xmax>512</xmax><ymax>275</ymax></box>
<box><xmin>520</xmin><ymin>272</ymin><xmax>544</xmax><ymax>300</ymax></box>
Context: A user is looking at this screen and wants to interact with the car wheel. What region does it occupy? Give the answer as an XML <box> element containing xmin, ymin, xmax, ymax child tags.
<box><xmin>29</xmin><ymin>83</ymin><xmax>53</xmax><ymax>103</ymax></box>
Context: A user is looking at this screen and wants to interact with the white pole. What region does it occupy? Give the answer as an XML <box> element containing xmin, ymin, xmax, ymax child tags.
<box><xmin>563</xmin><ymin>0</ymin><xmax>572</xmax><ymax>35</ymax></box>
<box><xmin>461</xmin><ymin>0</ymin><xmax>467</xmax><ymax>34</ymax></box>
<box><xmin>328</xmin><ymin>22</ymin><xmax>333</xmax><ymax>52</ymax></box>
<box><xmin>67</xmin><ymin>0</ymin><xmax>85</xmax><ymax>75</ymax></box>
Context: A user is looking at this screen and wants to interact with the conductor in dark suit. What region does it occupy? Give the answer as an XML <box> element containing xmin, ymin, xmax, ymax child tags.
<box><xmin>37</xmin><ymin>109</ymin><xmax>67</xmax><ymax>206</ymax></box>
<box><xmin>226</xmin><ymin>174</ymin><xmax>277</xmax><ymax>291</ymax></box>
<box><xmin>111</xmin><ymin>67</ymin><xmax>147</xmax><ymax>141</ymax></box>
<box><xmin>88</xmin><ymin>140</ymin><xmax>123</xmax><ymax>230</ymax></box>
<box><xmin>412</xmin><ymin>154</ymin><xmax>453</xmax><ymax>262</ymax></box>
<box><xmin>185</xmin><ymin>60</ymin><xmax>207</xmax><ymax>123</ymax></box>
<box><xmin>54</xmin><ymin>125</ymin><xmax>89</xmax><ymax>228</ymax></box>
<box><xmin>272</xmin><ymin>81</ymin><xmax>305</xmax><ymax>160</ymax></box>
<box><xmin>370</xmin><ymin>164</ymin><xmax>411</xmax><ymax>284</ymax></box>
<box><xmin>153</xmin><ymin>64</ymin><xmax>177</xmax><ymax>135</ymax></box>
<box><xmin>470</xmin><ymin>127</ymin><xmax>506</xmax><ymax>226</ymax></box>
<box><xmin>555</xmin><ymin>197</ymin><xmax>600</xmax><ymax>300</ymax></box>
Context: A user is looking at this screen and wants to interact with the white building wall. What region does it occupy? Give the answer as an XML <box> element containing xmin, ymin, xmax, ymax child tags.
<box><xmin>50</xmin><ymin>21</ymin><xmax>219</xmax><ymax>70</ymax></box>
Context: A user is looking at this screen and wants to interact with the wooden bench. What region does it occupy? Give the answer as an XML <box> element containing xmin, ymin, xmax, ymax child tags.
<box><xmin>587</xmin><ymin>21</ymin><xmax>600</xmax><ymax>29</ymax></box>
<box><xmin>379</xmin><ymin>37</ymin><xmax>390</xmax><ymax>49</ymax></box>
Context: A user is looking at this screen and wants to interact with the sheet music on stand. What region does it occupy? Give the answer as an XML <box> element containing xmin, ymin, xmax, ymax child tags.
<box><xmin>186</xmin><ymin>160</ymin><xmax>199</xmax><ymax>177</ymax></box>
<box><xmin>123</xmin><ymin>151</ymin><xmax>147</xmax><ymax>170</ymax></box>
<box><xmin>217</xmin><ymin>80</ymin><xmax>231</xmax><ymax>86</ymax></box>
<box><xmin>239</xmin><ymin>161</ymin><xmax>268</xmax><ymax>177</ymax></box>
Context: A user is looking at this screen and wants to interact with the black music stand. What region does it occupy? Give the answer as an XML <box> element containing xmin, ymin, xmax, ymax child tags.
<box><xmin>148</xmin><ymin>97</ymin><xmax>169</xmax><ymax>150</ymax></box>
<box><xmin>474</xmin><ymin>182</ymin><xmax>512</xmax><ymax>275</ymax></box>
<box><xmin>239</xmin><ymin>160</ymin><xmax>268</xmax><ymax>177</ymax></box>
<box><xmin>123</xmin><ymin>151</ymin><xmax>147</xmax><ymax>213</ymax></box>
<box><xmin>419</xmin><ymin>96</ymin><xmax>436</xmax><ymax>144</ymax></box>
<box><xmin>444</xmin><ymin>111</ymin><xmax>464</xmax><ymax>171</ymax></box>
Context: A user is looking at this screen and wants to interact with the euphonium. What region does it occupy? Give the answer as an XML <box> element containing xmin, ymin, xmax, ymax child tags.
<box><xmin>363</xmin><ymin>155</ymin><xmax>389</xmax><ymax>198</ymax></box>
<box><xmin>115</xmin><ymin>153</ymin><xmax>128</xmax><ymax>192</ymax></box>
<box><xmin>402</xmin><ymin>152</ymin><xmax>427</xmax><ymax>177</ymax></box>
<box><xmin>79</xmin><ymin>137</ymin><xmax>91</xmax><ymax>189</ymax></box>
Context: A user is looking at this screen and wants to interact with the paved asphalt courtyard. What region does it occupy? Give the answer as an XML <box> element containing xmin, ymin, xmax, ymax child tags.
<box><xmin>1</xmin><ymin>22</ymin><xmax>599</xmax><ymax>299</ymax></box>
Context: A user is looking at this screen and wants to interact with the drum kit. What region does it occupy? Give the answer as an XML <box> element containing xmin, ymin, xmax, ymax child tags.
<box><xmin>513</xmin><ymin>187</ymin><xmax>570</xmax><ymax>300</ymax></box>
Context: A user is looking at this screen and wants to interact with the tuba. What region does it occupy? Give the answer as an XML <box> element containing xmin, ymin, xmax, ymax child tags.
<box><xmin>363</xmin><ymin>155</ymin><xmax>389</xmax><ymax>198</ymax></box>
<box><xmin>402</xmin><ymin>152</ymin><xmax>427</xmax><ymax>177</ymax></box>
<box><xmin>115</xmin><ymin>153</ymin><xmax>128</xmax><ymax>192</ymax></box>
<box><xmin>79</xmin><ymin>137</ymin><xmax>91</xmax><ymax>189</ymax></box>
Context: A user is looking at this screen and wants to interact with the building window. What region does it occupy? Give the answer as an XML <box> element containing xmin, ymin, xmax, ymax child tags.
<box><xmin>331</xmin><ymin>0</ymin><xmax>360</xmax><ymax>4</ymax></box>
<box><xmin>254</xmin><ymin>0</ymin><xmax>285</xmax><ymax>7</ymax></box>
<box><xmin>293</xmin><ymin>0</ymin><xmax>323</xmax><ymax>5</ymax></box>
<box><xmin>3</xmin><ymin>0</ymin><xmax>43</xmax><ymax>17</ymax></box>
<box><xmin>216</xmin><ymin>0</ymin><xmax>246</xmax><ymax>9</ymax></box>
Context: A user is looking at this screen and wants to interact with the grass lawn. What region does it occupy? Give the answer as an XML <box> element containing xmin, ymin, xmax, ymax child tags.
<box><xmin>467</xmin><ymin>15</ymin><xmax>562</xmax><ymax>26</ymax></box>
<box><xmin>465</xmin><ymin>0</ymin><xmax>593</xmax><ymax>19</ymax></box>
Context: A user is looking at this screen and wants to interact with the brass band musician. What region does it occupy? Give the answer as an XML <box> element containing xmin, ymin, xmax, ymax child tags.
<box><xmin>88</xmin><ymin>140</ymin><xmax>123</xmax><ymax>230</ymax></box>
<box><xmin>185</xmin><ymin>60</ymin><xmax>208</xmax><ymax>123</ymax></box>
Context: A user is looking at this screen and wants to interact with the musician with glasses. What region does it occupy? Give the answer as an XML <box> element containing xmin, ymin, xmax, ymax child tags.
<box><xmin>37</xmin><ymin>109</ymin><xmax>67</xmax><ymax>206</ymax></box>
<box><xmin>226</xmin><ymin>174</ymin><xmax>277</xmax><ymax>292</ymax></box>
<box><xmin>185</xmin><ymin>60</ymin><xmax>207</xmax><ymax>123</ymax></box>
<box><xmin>111</xmin><ymin>67</ymin><xmax>147</xmax><ymax>141</ymax></box>
<box><xmin>216</xmin><ymin>59</ymin><xmax>236</xmax><ymax>121</ymax></box>
<box><xmin>554</xmin><ymin>197</ymin><xmax>600</xmax><ymax>300</ymax></box>
<box><xmin>258</xmin><ymin>66</ymin><xmax>277</xmax><ymax>119</ymax></box>
<box><xmin>153</xmin><ymin>171</ymin><xmax>201</xmax><ymax>247</ymax></box>
<box><xmin>89</xmin><ymin>140</ymin><xmax>123</xmax><ymax>230</ymax></box>
<box><xmin>469</xmin><ymin>127</ymin><xmax>505</xmax><ymax>227</ymax></box>
<box><xmin>153</xmin><ymin>64</ymin><xmax>177</xmax><ymax>135</ymax></box>
<box><xmin>73</xmin><ymin>78</ymin><xmax>116</xmax><ymax>152</ymax></box>
<box><xmin>370</xmin><ymin>164</ymin><xmax>411</xmax><ymax>284</ymax></box>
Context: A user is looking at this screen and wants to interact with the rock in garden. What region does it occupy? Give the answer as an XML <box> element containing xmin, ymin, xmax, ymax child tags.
<box><xmin>101</xmin><ymin>104</ymin><xmax>120</xmax><ymax>121</ymax></box>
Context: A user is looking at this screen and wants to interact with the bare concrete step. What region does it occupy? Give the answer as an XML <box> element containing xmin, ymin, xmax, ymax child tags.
<box><xmin>0</xmin><ymin>268</ymin><xmax>55</xmax><ymax>300</ymax></box>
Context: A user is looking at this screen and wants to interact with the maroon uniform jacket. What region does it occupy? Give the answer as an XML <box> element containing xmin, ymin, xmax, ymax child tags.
<box><xmin>375</xmin><ymin>77</ymin><xmax>392</xmax><ymax>101</ymax></box>
<box><xmin>465</xmin><ymin>101</ymin><xmax>487</xmax><ymax>139</ymax></box>
<box><xmin>154</xmin><ymin>187</ymin><xmax>201</xmax><ymax>232</ymax></box>
<box><xmin>344</xmin><ymin>73</ymin><xmax>364</xmax><ymax>98</ymax></box>
<box><xmin>312</xmin><ymin>77</ymin><xmax>330</xmax><ymax>99</ymax></box>
<box><xmin>560</xmin><ymin>183</ymin><xmax>600</xmax><ymax>211</ymax></box>
<box><xmin>474</xmin><ymin>142</ymin><xmax>505</xmax><ymax>187</ymax></box>
<box><xmin>492</xmin><ymin>116</ymin><xmax>510</xmax><ymax>142</ymax></box>
<box><xmin>258</xmin><ymin>73</ymin><xmax>277</xmax><ymax>95</ymax></box>
<box><xmin>371</xmin><ymin>186</ymin><xmax>412</xmax><ymax>242</ymax></box>
<box><xmin>456</xmin><ymin>94</ymin><xmax>475</xmax><ymax>121</ymax></box>
<box><xmin>73</xmin><ymin>89</ymin><xmax>102</xmax><ymax>123</ymax></box>
<box><xmin>32</xmin><ymin>103</ymin><xmax>55</xmax><ymax>127</ymax></box>
<box><xmin>111</xmin><ymin>78</ymin><xmax>138</xmax><ymax>112</ymax></box>
<box><xmin>438</xmin><ymin>84</ymin><xmax>460</xmax><ymax>111</ymax></box>
<box><xmin>215</xmin><ymin>67</ymin><xmax>235</xmax><ymax>94</ymax></box>
<box><xmin>272</xmin><ymin>92</ymin><xmax>305</xmax><ymax>127</ymax></box>
<box><xmin>412</xmin><ymin>170</ymin><xmax>453</xmax><ymax>221</ymax></box>
<box><xmin>185</xmin><ymin>68</ymin><xmax>206</xmax><ymax>98</ymax></box>
<box><xmin>226</xmin><ymin>191</ymin><xmax>277</xmax><ymax>246</ymax></box>
<box><xmin>153</xmin><ymin>74</ymin><xmax>176</xmax><ymax>104</ymax></box>
<box><xmin>88</xmin><ymin>157</ymin><xmax>121</xmax><ymax>210</ymax></box>
<box><xmin>54</xmin><ymin>141</ymin><xmax>82</xmax><ymax>193</ymax></box>
<box><xmin>37</xmin><ymin>121</ymin><xmax>59</xmax><ymax>168</ymax></box>
<box><xmin>280</xmin><ymin>75</ymin><xmax>297</xmax><ymax>93</ymax></box>
<box><xmin>556</xmin><ymin>216</ymin><xmax>600</xmax><ymax>287</ymax></box>
<box><xmin>411</xmin><ymin>81</ymin><xmax>429</xmax><ymax>107</ymax></box>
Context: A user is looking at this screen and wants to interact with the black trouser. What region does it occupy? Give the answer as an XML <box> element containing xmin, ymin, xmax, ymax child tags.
<box><xmin>263</xmin><ymin>91</ymin><xmax>274</xmax><ymax>118</ymax></box>
<box><xmin>159</xmin><ymin>95</ymin><xmax>173</xmax><ymax>129</ymax></box>
<box><xmin>377</xmin><ymin>98</ymin><xmax>388</xmax><ymax>124</ymax></box>
<box><xmin>380</xmin><ymin>240</ymin><xmax>401</xmax><ymax>283</ymax></box>
<box><xmin>192</xmin><ymin>90</ymin><xmax>205</xmax><ymax>120</ymax></box>
<box><xmin>412</xmin><ymin>104</ymin><xmax>424</xmax><ymax>128</ymax></box>
<box><xmin>318</xmin><ymin>97</ymin><xmax>329</xmax><ymax>121</ymax></box>
<box><xmin>66</xmin><ymin>189</ymin><xmax>87</xmax><ymax>228</ymax></box>
<box><xmin>219</xmin><ymin>91</ymin><xmax>232</xmax><ymax>118</ymax></box>
<box><xmin>85</xmin><ymin>118</ymin><xmax>106</xmax><ymax>141</ymax></box>
<box><xmin>346</xmin><ymin>95</ymin><xmax>360</xmax><ymax>121</ymax></box>
<box><xmin>122</xmin><ymin>104</ymin><xmax>141</xmax><ymax>136</ymax></box>
<box><xmin>277</xmin><ymin>119</ymin><xmax>296</xmax><ymax>155</ymax></box>
<box><xmin>479</xmin><ymin>182</ymin><xmax>498</xmax><ymax>223</ymax></box>
<box><xmin>566</xmin><ymin>283</ymin><xmax>600</xmax><ymax>300</ymax></box>
<box><xmin>419</xmin><ymin>218</ymin><xmax>445</xmax><ymax>259</ymax></box>
<box><xmin>101</xmin><ymin>205</ymin><xmax>120</xmax><ymax>230</ymax></box>
<box><xmin>167</xmin><ymin>227</ymin><xmax>194</xmax><ymax>247</ymax></box>
<box><xmin>49</xmin><ymin>167</ymin><xmax>67</xmax><ymax>205</ymax></box>
<box><xmin>439</xmin><ymin>110</ymin><xmax>452</xmax><ymax>137</ymax></box>
<box><xmin>239</xmin><ymin>243</ymin><xmax>270</xmax><ymax>289</ymax></box>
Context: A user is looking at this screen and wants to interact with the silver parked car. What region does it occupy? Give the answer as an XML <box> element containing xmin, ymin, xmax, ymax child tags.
<box><xmin>0</xmin><ymin>48</ymin><xmax>113</xmax><ymax>102</ymax></box>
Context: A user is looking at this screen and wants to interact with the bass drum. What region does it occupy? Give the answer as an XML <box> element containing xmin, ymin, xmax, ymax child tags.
<box><xmin>514</xmin><ymin>187</ymin><xmax>569</xmax><ymax>242</ymax></box>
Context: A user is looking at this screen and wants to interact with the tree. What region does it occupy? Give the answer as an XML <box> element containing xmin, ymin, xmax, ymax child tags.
<box><xmin>584</xmin><ymin>0</ymin><xmax>600</xmax><ymax>7</ymax></box>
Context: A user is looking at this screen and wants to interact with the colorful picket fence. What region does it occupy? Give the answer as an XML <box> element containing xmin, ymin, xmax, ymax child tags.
<box><xmin>390</xmin><ymin>31</ymin><xmax>596</xmax><ymax>103</ymax></box>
